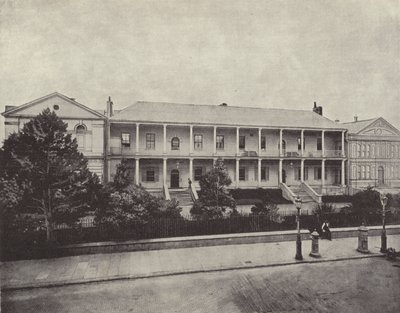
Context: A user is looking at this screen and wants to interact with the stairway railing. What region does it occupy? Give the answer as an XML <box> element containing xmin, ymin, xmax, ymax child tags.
<box><xmin>279</xmin><ymin>183</ymin><xmax>296</xmax><ymax>203</ymax></box>
<box><xmin>301</xmin><ymin>182</ymin><xmax>322</xmax><ymax>204</ymax></box>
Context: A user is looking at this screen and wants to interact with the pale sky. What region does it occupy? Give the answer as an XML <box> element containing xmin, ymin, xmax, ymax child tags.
<box><xmin>1</xmin><ymin>0</ymin><xmax>399</xmax><ymax>142</ymax></box>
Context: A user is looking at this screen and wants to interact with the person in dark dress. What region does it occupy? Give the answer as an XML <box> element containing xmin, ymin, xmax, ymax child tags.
<box><xmin>321</xmin><ymin>220</ymin><xmax>332</xmax><ymax>240</ymax></box>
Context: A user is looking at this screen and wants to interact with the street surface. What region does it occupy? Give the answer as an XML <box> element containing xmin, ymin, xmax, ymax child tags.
<box><xmin>2</xmin><ymin>258</ymin><xmax>400</xmax><ymax>313</ymax></box>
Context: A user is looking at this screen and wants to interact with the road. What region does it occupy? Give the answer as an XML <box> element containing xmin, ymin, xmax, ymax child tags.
<box><xmin>2</xmin><ymin>258</ymin><xmax>400</xmax><ymax>313</ymax></box>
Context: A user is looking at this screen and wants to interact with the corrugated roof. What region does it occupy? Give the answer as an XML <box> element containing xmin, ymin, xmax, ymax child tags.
<box><xmin>341</xmin><ymin>118</ymin><xmax>378</xmax><ymax>134</ymax></box>
<box><xmin>111</xmin><ymin>101</ymin><xmax>345</xmax><ymax>130</ymax></box>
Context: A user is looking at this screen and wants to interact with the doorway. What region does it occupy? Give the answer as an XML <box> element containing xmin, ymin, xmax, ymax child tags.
<box><xmin>378</xmin><ymin>166</ymin><xmax>384</xmax><ymax>185</ymax></box>
<box><xmin>171</xmin><ymin>169</ymin><xmax>180</xmax><ymax>188</ymax></box>
<box><xmin>282</xmin><ymin>169</ymin><xmax>286</xmax><ymax>184</ymax></box>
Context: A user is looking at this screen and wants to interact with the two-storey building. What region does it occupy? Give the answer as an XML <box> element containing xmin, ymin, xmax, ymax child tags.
<box><xmin>107</xmin><ymin>100</ymin><xmax>347</xmax><ymax>200</ymax></box>
<box><xmin>343</xmin><ymin>116</ymin><xmax>400</xmax><ymax>193</ymax></box>
<box><xmin>2</xmin><ymin>93</ymin><xmax>106</xmax><ymax>180</ymax></box>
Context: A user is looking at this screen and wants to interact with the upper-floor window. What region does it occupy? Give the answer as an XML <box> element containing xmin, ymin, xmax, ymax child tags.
<box><xmin>146</xmin><ymin>133</ymin><xmax>155</xmax><ymax>150</ymax></box>
<box><xmin>357</xmin><ymin>144</ymin><xmax>361</xmax><ymax>157</ymax></box>
<box><xmin>317</xmin><ymin>137</ymin><xmax>322</xmax><ymax>151</ymax></box>
<box><xmin>171</xmin><ymin>137</ymin><xmax>180</xmax><ymax>150</ymax></box>
<box><xmin>261</xmin><ymin>136</ymin><xmax>266</xmax><ymax>150</ymax></box>
<box><xmin>216</xmin><ymin>135</ymin><xmax>224</xmax><ymax>150</ymax></box>
<box><xmin>76</xmin><ymin>124</ymin><xmax>86</xmax><ymax>150</ymax></box>
<box><xmin>366</xmin><ymin>145</ymin><xmax>370</xmax><ymax>158</ymax></box>
<box><xmin>361</xmin><ymin>144</ymin><xmax>365</xmax><ymax>157</ymax></box>
<box><xmin>121</xmin><ymin>133</ymin><xmax>130</xmax><ymax>147</ymax></box>
<box><xmin>297</xmin><ymin>137</ymin><xmax>302</xmax><ymax>151</ymax></box>
<box><xmin>194</xmin><ymin>134</ymin><xmax>203</xmax><ymax>150</ymax></box>
<box><xmin>239</xmin><ymin>136</ymin><xmax>245</xmax><ymax>150</ymax></box>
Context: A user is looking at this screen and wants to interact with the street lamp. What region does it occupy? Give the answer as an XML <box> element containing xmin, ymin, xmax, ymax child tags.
<box><xmin>294</xmin><ymin>196</ymin><xmax>303</xmax><ymax>260</ymax></box>
<box><xmin>380</xmin><ymin>193</ymin><xmax>388</xmax><ymax>253</ymax></box>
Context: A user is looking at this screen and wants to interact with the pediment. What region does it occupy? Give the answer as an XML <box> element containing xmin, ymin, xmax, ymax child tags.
<box><xmin>3</xmin><ymin>92</ymin><xmax>105</xmax><ymax>119</ymax></box>
<box><xmin>359</xmin><ymin>118</ymin><xmax>400</xmax><ymax>136</ymax></box>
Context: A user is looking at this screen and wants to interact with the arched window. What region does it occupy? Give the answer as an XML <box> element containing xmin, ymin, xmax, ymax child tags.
<box><xmin>361</xmin><ymin>166</ymin><xmax>365</xmax><ymax>179</ymax></box>
<box><xmin>171</xmin><ymin>137</ymin><xmax>180</xmax><ymax>150</ymax></box>
<box><xmin>357</xmin><ymin>144</ymin><xmax>361</xmax><ymax>157</ymax></box>
<box><xmin>361</xmin><ymin>144</ymin><xmax>365</xmax><ymax>157</ymax></box>
<box><xmin>75</xmin><ymin>124</ymin><xmax>86</xmax><ymax>149</ymax></box>
<box><xmin>366</xmin><ymin>145</ymin><xmax>370</xmax><ymax>158</ymax></box>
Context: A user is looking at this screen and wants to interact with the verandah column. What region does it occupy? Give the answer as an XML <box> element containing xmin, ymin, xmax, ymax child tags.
<box><xmin>189</xmin><ymin>125</ymin><xmax>193</xmax><ymax>154</ymax></box>
<box><xmin>258</xmin><ymin>158</ymin><xmax>261</xmax><ymax>187</ymax></box>
<box><xmin>135</xmin><ymin>158</ymin><xmax>140</xmax><ymax>185</ymax></box>
<box><xmin>213</xmin><ymin>126</ymin><xmax>217</xmax><ymax>155</ymax></box>
<box><xmin>258</xmin><ymin>128</ymin><xmax>262</xmax><ymax>155</ymax></box>
<box><xmin>279</xmin><ymin>129</ymin><xmax>283</xmax><ymax>156</ymax></box>
<box><xmin>236</xmin><ymin>127</ymin><xmax>240</xmax><ymax>155</ymax></box>
<box><xmin>163</xmin><ymin>124</ymin><xmax>167</xmax><ymax>154</ymax></box>
<box><xmin>135</xmin><ymin>123</ymin><xmax>140</xmax><ymax>154</ymax></box>
<box><xmin>341</xmin><ymin>159</ymin><xmax>345</xmax><ymax>187</ymax></box>
<box><xmin>301</xmin><ymin>129</ymin><xmax>304</xmax><ymax>156</ymax></box>
<box><xmin>279</xmin><ymin>159</ymin><xmax>283</xmax><ymax>184</ymax></box>
<box><xmin>341</xmin><ymin>131</ymin><xmax>345</xmax><ymax>157</ymax></box>
<box><xmin>236</xmin><ymin>158</ymin><xmax>239</xmax><ymax>188</ymax></box>
<box><xmin>301</xmin><ymin>159</ymin><xmax>304</xmax><ymax>182</ymax></box>
<box><xmin>189</xmin><ymin>158</ymin><xmax>193</xmax><ymax>182</ymax></box>
<box><xmin>163</xmin><ymin>158</ymin><xmax>167</xmax><ymax>186</ymax></box>
<box><xmin>321</xmin><ymin>159</ymin><xmax>325</xmax><ymax>188</ymax></box>
<box><xmin>322</xmin><ymin>130</ymin><xmax>325</xmax><ymax>157</ymax></box>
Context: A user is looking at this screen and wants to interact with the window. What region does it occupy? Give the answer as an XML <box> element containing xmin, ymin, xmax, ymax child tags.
<box><xmin>361</xmin><ymin>166</ymin><xmax>365</xmax><ymax>179</ymax></box>
<box><xmin>216</xmin><ymin>135</ymin><xmax>224</xmax><ymax>150</ymax></box>
<box><xmin>297</xmin><ymin>137</ymin><xmax>302</xmax><ymax>151</ymax></box>
<box><xmin>357</xmin><ymin>166</ymin><xmax>361</xmax><ymax>179</ymax></box>
<box><xmin>366</xmin><ymin>166</ymin><xmax>370</xmax><ymax>179</ymax></box>
<box><xmin>295</xmin><ymin>167</ymin><xmax>301</xmax><ymax>181</ymax></box>
<box><xmin>261</xmin><ymin>167</ymin><xmax>269</xmax><ymax>181</ymax></box>
<box><xmin>146</xmin><ymin>133</ymin><xmax>155</xmax><ymax>149</ymax></box>
<box><xmin>261</xmin><ymin>136</ymin><xmax>266</xmax><ymax>150</ymax></box>
<box><xmin>76</xmin><ymin>124</ymin><xmax>86</xmax><ymax>149</ymax></box>
<box><xmin>366</xmin><ymin>145</ymin><xmax>370</xmax><ymax>158</ymax></box>
<box><xmin>239</xmin><ymin>136</ymin><xmax>245</xmax><ymax>149</ymax></box>
<box><xmin>146</xmin><ymin>168</ymin><xmax>155</xmax><ymax>182</ymax></box>
<box><xmin>121</xmin><ymin>133</ymin><xmax>130</xmax><ymax>147</ymax></box>
<box><xmin>357</xmin><ymin>144</ymin><xmax>361</xmax><ymax>157</ymax></box>
<box><xmin>314</xmin><ymin>167</ymin><xmax>322</xmax><ymax>180</ymax></box>
<box><xmin>317</xmin><ymin>137</ymin><xmax>322</xmax><ymax>151</ymax></box>
<box><xmin>194</xmin><ymin>167</ymin><xmax>203</xmax><ymax>181</ymax></box>
<box><xmin>239</xmin><ymin>167</ymin><xmax>246</xmax><ymax>181</ymax></box>
<box><xmin>352</xmin><ymin>166</ymin><xmax>357</xmax><ymax>179</ymax></box>
<box><xmin>304</xmin><ymin>167</ymin><xmax>309</xmax><ymax>180</ymax></box>
<box><xmin>194</xmin><ymin>134</ymin><xmax>203</xmax><ymax>150</ymax></box>
<box><xmin>361</xmin><ymin>144</ymin><xmax>365</xmax><ymax>157</ymax></box>
<box><xmin>171</xmin><ymin>137</ymin><xmax>180</xmax><ymax>150</ymax></box>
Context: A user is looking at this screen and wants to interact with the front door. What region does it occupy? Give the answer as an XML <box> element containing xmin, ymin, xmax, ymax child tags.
<box><xmin>378</xmin><ymin>166</ymin><xmax>384</xmax><ymax>185</ymax></box>
<box><xmin>334</xmin><ymin>168</ymin><xmax>341</xmax><ymax>185</ymax></box>
<box><xmin>171</xmin><ymin>169</ymin><xmax>180</xmax><ymax>188</ymax></box>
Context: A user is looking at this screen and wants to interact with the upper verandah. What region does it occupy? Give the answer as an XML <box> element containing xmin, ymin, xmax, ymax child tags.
<box><xmin>110</xmin><ymin>101</ymin><xmax>347</xmax><ymax>131</ymax></box>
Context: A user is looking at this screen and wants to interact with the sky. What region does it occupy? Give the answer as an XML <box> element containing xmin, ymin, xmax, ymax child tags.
<box><xmin>0</xmin><ymin>0</ymin><xmax>399</xmax><ymax>142</ymax></box>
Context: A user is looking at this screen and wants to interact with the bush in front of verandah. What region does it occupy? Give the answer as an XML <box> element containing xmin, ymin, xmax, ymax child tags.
<box><xmin>190</xmin><ymin>159</ymin><xmax>237</xmax><ymax>220</ymax></box>
<box><xmin>93</xmin><ymin>160</ymin><xmax>182</xmax><ymax>239</ymax></box>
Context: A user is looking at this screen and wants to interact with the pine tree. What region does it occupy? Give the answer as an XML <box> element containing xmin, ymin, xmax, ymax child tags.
<box><xmin>0</xmin><ymin>108</ymin><xmax>101</xmax><ymax>242</ymax></box>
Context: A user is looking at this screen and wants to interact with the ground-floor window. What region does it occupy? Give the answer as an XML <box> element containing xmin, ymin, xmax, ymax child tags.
<box><xmin>304</xmin><ymin>167</ymin><xmax>309</xmax><ymax>180</ymax></box>
<box><xmin>194</xmin><ymin>167</ymin><xmax>203</xmax><ymax>181</ymax></box>
<box><xmin>314</xmin><ymin>167</ymin><xmax>322</xmax><ymax>180</ymax></box>
<box><xmin>146</xmin><ymin>168</ymin><xmax>155</xmax><ymax>182</ymax></box>
<box><xmin>239</xmin><ymin>167</ymin><xmax>245</xmax><ymax>181</ymax></box>
<box><xmin>261</xmin><ymin>167</ymin><xmax>269</xmax><ymax>181</ymax></box>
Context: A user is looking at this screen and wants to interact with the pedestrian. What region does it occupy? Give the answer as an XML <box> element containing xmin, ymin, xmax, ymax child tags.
<box><xmin>321</xmin><ymin>220</ymin><xmax>332</xmax><ymax>240</ymax></box>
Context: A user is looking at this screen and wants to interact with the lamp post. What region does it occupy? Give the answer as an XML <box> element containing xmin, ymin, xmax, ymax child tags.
<box><xmin>294</xmin><ymin>196</ymin><xmax>303</xmax><ymax>260</ymax></box>
<box><xmin>380</xmin><ymin>193</ymin><xmax>388</xmax><ymax>253</ymax></box>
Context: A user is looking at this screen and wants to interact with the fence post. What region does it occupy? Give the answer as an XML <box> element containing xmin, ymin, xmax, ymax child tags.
<box><xmin>357</xmin><ymin>225</ymin><xmax>369</xmax><ymax>254</ymax></box>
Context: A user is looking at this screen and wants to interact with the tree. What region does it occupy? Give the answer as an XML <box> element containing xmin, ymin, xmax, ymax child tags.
<box><xmin>94</xmin><ymin>159</ymin><xmax>181</xmax><ymax>229</ymax></box>
<box><xmin>190</xmin><ymin>158</ymin><xmax>236</xmax><ymax>219</ymax></box>
<box><xmin>250</xmin><ymin>201</ymin><xmax>283</xmax><ymax>223</ymax></box>
<box><xmin>0</xmin><ymin>108</ymin><xmax>101</xmax><ymax>243</ymax></box>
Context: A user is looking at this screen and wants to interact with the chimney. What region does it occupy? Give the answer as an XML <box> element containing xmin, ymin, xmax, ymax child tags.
<box><xmin>354</xmin><ymin>115</ymin><xmax>358</xmax><ymax>122</ymax></box>
<box><xmin>335</xmin><ymin>119</ymin><xmax>340</xmax><ymax>123</ymax></box>
<box><xmin>106</xmin><ymin>96</ymin><xmax>113</xmax><ymax>117</ymax></box>
<box><xmin>219</xmin><ymin>103</ymin><xmax>228</xmax><ymax>106</ymax></box>
<box><xmin>312</xmin><ymin>101</ymin><xmax>323</xmax><ymax>116</ymax></box>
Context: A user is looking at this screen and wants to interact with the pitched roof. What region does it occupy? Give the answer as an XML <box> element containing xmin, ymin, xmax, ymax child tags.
<box><xmin>341</xmin><ymin>118</ymin><xmax>379</xmax><ymax>134</ymax></box>
<box><xmin>111</xmin><ymin>101</ymin><xmax>345</xmax><ymax>130</ymax></box>
<box><xmin>2</xmin><ymin>92</ymin><xmax>106</xmax><ymax>119</ymax></box>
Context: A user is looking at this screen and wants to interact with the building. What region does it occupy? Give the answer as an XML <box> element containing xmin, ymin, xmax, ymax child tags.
<box><xmin>4</xmin><ymin>92</ymin><xmax>400</xmax><ymax>207</ymax></box>
<box><xmin>2</xmin><ymin>93</ymin><xmax>106</xmax><ymax>180</ymax></box>
<box><xmin>343</xmin><ymin>116</ymin><xmax>400</xmax><ymax>193</ymax></box>
<box><xmin>107</xmin><ymin>100</ymin><xmax>347</xmax><ymax>203</ymax></box>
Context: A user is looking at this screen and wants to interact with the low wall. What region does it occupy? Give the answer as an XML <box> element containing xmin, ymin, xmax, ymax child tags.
<box><xmin>56</xmin><ymin>225</ymin><xmax>400</xmax><ymax>257</ymax></box>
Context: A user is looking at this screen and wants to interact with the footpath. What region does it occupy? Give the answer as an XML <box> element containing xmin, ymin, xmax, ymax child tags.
<box><xmin>1</xmin><ymin>233</ymin><xmax>400</xmax><ymax>291</ymax></box>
